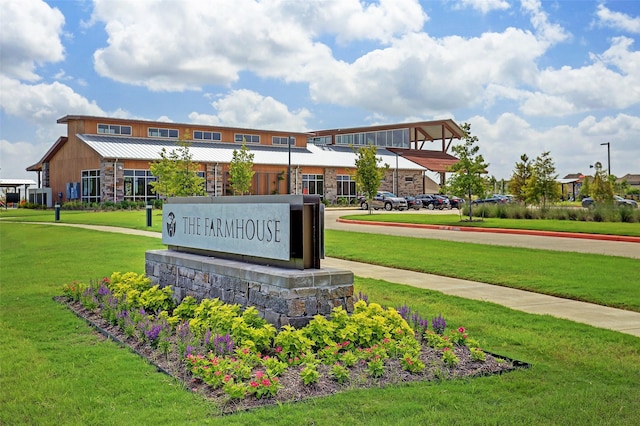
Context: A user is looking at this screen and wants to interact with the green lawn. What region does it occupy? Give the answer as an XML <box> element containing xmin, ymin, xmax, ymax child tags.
<box><xmin>343</xmin><ymin>212</ymin><xmax>640</xmax><ymax>237</ymax></box>
<box><xmin>326</xmin><ymin>229</ymin><xmax>640</xmax><ymax>312</ymax></box>
<box><xmin>1</xmin><ymin>222</ymin><xmax>639</xmax><ymax>424</ymax></box>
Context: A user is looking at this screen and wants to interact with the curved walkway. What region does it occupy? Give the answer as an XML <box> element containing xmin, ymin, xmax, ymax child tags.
<box><xmin>10</xmin><ymin>219</ymin><xmax>640</xmax><ymax>337</ymax></box>
<box><xmin>325</xmin><ymin>210</ymin><xmax>640</xmax><ymax>259</ymax></box>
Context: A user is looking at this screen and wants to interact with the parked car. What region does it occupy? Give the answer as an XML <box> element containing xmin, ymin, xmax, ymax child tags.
<box><xmin>415</xmin><ymin>194</ymin><xmax>450</xmax><ymax>210</ymax></box>
<box><xmin>472</xmin><ymin>196</ymin><xmax>508</xmax><ymax>205</ymax></box>
<box><xmin>404</xmin><ymin>196</ymin><xmax>422</xmax><ymax>210</ymax></box>
<box><xmin>359</xmin><ymin>191</ymin><xmax>408</xmax><ymax>211</ymax></box>
<box><xmin>582</xmin><ymin>196</ymin><xmax>638</xmax><ymax>208</ymax></box>
<box><xmin>443</xmin><ymin>195</ymin><xmax>464</xmax><ymax>209</ymax></box>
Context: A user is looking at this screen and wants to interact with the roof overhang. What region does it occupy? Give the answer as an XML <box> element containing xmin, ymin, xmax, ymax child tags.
<box><xmin>388</xmin><ymin>148</ymin><xmax>459</xmax><ymax>173</ymax></box>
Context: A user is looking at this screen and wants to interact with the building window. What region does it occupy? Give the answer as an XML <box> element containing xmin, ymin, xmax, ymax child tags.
<box><xmin>124</xmin><ymin>170</ymin><xmax>157</xmax><ymax>202</ymax></box>
<box><xmin>335</xmin><ymin>129</ymin><xmax>409</xmax><ymax>148</ymax></box>
<box><xmin>337</xmin><ymin>175</ymin><xmax>357</xmax><ymax>203</ymax></box>
<box><xmin>307</xmin><ymin>135</ymin><xmax>331</xmax><ymax>145</ymax></box>
<box><xmin>193</xmin><ymin>130</ymin><xmax>222</xmax><ymax>141</ymax></box>
<box><xmin>98</xmin><ymin>124</ymin><xmax>132</xmax><ymax>135</ymax></box>
<box><xmin>302</xmin><ymin>174</ymin><xmax>324</xmax><ymax>198</ymax></box>
<box><xmin>81</xmin><ymin>169</ymin><xmax>101</xmax><ymax>203</ymax></box>
<box><xmin>148</xmin><ymin>128</ymin><xmax>179</xmax><ymax>138</ymax></box>
<box><xmin>272</xmin><ymin>136</ymin><xmax>295</xmax><ymax>145</ymax></box>
<box><xmin>235</xmin><ymin>133</ymin><xmax>260</xmax><ymax>143</ymax></box>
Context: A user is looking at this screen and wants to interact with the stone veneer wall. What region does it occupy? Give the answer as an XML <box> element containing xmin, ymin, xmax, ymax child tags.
<box><xmin>145</xmin><ymin>249</ymin><xmax>354</xmax><ymax>329</ymax></box>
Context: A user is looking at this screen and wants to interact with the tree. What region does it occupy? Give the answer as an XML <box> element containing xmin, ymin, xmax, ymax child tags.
<box><xmin>591</xmin><ymin>162</ymin><xmax>614</xmax><ymax>203</ymax></box>
<box><xmin>228</xmin><ymin>142</ymin><xmax>255</xmax><ymax>195</ymax></box>
<box><xmin>446</xmin><ymin>123</ymin><xmax>489</xmax><ymax>221</ymax></box>
<box><xmin>354</xmin><ymin>145</ymin><xmax>388</xmax><ymax>214</ymax></box>
<box><xmin>525</xmin><ymin>151</ymin><xmax>560</xmax><ymax>208</ymax></box>
<box><xmin>149</xmin><ymin>132</ymin><xmax>206</xmax><ymax>198</ymax></box>
<box><xmin>510</xmin><ymin>154</ymin><xmax>533</xmax><ymax>203</ymax></box>
<box><xmin>579</xmin><ymin>176</ymin><xmax>591</xmax><ymax>199</ymax></box>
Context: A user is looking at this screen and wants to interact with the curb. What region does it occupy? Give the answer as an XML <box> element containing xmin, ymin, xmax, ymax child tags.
<box><xmin>336</xmin><ymin>218</ymin><xmax>640</xmax><ymax>243</ymax></box>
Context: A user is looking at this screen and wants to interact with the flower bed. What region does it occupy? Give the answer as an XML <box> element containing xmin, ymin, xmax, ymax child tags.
<box><xmin>59</xmin><ymin>272</ymin><xmax>527</xmax><ymax>414</ymax></box>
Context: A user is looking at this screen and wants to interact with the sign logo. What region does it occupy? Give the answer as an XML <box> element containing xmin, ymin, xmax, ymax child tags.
<box><xmin>166</xmin><ymin>212</ymin><xmax>176</xmax><ymax>237</ymax></box>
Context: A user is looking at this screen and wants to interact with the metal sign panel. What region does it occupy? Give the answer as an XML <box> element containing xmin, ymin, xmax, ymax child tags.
<box><xmin>162</xmin><ymin>203</ymin><xmax>290</xmax><ymax>261</ymax></box>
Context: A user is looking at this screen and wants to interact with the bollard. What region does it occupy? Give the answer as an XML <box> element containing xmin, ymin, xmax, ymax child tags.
<box><xmin>54</xmin><ymin>203</ymin><xmax>60</xmax><ymax>221</ymax></box>
<box><xmin>146</xmin><ymin>203</ymin><xmax>152</xmax><ymax>227</ymax></box>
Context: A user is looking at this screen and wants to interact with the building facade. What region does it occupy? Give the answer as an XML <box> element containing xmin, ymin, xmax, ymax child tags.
<box><xmin>27</xmin><ymin>116</ymin><xmax>465</xmax><ymax>205</ymax></box>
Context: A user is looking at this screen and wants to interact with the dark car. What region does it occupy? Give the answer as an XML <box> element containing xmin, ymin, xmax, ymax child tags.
<box><xmin>443</xmin><ymin>195</ymin><xmax>464</xmax><ymax>209</ymax></box>
<box><xmin>472</xmin><ymin>196</ymin><xmax>508</xmax><ymax>205</ymax></box>
<box><xmin>582</xmin><ymin>196</ymin><xmax>638</xmax><ymax>208</ymax></box>
<box><xmin>404</xmin><ymin>196</ymin><xmax>422</xmax><ymax>210</ymax></box>
<box><xmin>415</xmin><ymin>194</ymin><xmax>450</xmax><ymax>210</ymax></box>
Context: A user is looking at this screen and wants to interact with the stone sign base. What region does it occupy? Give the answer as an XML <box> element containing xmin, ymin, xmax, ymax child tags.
<box><xmin>145</xmin><ymin>250</ymin><xmax>354</xmax><ymax>328</ymax></box>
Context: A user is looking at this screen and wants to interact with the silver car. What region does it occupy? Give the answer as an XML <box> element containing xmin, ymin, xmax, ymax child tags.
<box><xmin>360</xmin><ymin>191</ymin><xmax>408</xmax><ymax>211</ymax></box>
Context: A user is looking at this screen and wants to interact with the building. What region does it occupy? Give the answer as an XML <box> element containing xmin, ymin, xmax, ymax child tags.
<box><xmin>26</xmin><ymin>115</ymin><xmax>465</xmax><ymax>205</ymax></box>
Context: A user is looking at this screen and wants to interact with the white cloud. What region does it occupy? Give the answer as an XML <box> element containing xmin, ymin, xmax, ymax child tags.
<box><xmin>307</xmin><ymin>28</ymin><xmax>545</xmax><ymax>116</ymax></box>
<box><xmin>453</xmin><ymin>0</ymin><xmax>511</xmax><ymax>14</ymax></box>
<box><xmin>0</xmin><ymin>0</ymin><xmax>66</xmax><ymax>81</ymax></box>
<box><xmin>188</xmin><ymin>89</ymin><xmax>311</xmax><ymax>131</ymax></box>
<box><xmin>467</xmin><ymin>112</ymin><xmax>640</xmax><ymax>179</ymax></box>
<box><xmin>0</xmin><ymin>76</ymin><xmax>104</xmax><ymax>141</ymax></box>
<box><xmin>520</xmin><ymin>37</ymin><xmax>640</xmax><ymax>116</ymax></box>
<box><xmin>0</xmin><ymin>139</ymin><xmax>52</xmax><ymax>180</ymax></box>
<box><xmin>595</xmin><ymin>4</ymin><xmax>640</xmax><ymax>34</ymax></box>
<box><xmin>90</xmin><ymin>0</ymin><xmax>426</xmax><ymax>92</ymax></box>
<box><xmin>521</xmin><ymin>0</ymin><xmax>570</xmax><ymax>46</ymax></box>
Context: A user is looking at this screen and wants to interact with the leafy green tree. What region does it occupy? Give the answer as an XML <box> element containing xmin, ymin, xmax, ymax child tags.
<box><xmin>510</xmin><ymin>154</ymin><xmax>533</xmax><ymax>203</ymax></box>
<box><xmin>229</xmin><ymin>142</ymin><xmax>255</xmax><ymax>195</ymax></box>
<box><xmin>611</xmin><ymin>175</ymin><xmax>628</xmax><ymax>196</ymax></box>
<box><xmin>354</xmin><ymin>145</ymin><xmax>388</xmax><ymax>214</ymax></box>
<box><xmin>525</xmin><ymin>151</ymin><xmax>560</xmax><ymax>208</ymax></box>
<box><xmin>579</xmin><ymin>175</ymin><xmax>591</xmax><ymax>199</ymax></box>
<box><xmin>150</xmin><ymin>132</ymin><xmax>206</xmax><ymax>198</ymax></box>
<box><xmin>446</xmin><ymin>123</ymin><xmax>489</xmax><ymax>221</ymax></box>
<box><xmin>591</xmin><ymin>162</ymin><xmax>614</xmax><ymax>203</ymax></box>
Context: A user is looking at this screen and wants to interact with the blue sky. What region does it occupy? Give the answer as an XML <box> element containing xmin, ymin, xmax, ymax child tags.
<box><xmin>1</xmin><ymin>0</ymin><xmax>639</xmax><ymax>184</ymax></box>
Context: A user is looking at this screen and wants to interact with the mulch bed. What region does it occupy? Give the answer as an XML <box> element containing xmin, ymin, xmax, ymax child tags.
<box><xmin>57</xmin><ymin>297</ymin><xmax>529</xmax><ymax>415</ymax></box>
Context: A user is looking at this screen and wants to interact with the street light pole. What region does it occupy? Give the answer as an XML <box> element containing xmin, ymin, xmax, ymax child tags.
<box><xmin>600</xmin><ymin>142</ymin><xmax>611</xmax><ymax>176</ymax></box>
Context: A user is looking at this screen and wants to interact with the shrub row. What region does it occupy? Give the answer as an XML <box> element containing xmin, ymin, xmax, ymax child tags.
<box><xmin>463</xmin><ymin>204</ymin><xmax>640</xmax><ymax>223</ymax></box>
<box><xmin>61</xmin><ymin>272</ymin><xmax>491</xmax><ymax>402</ymax></box>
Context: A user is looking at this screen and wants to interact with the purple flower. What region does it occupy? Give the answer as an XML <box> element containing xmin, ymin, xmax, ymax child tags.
<box><xmin>213</xmin><ymin>333</ymin><xmax>234</xmax><ymax>355</ymax></box>
<box><xmin>397</xmin><ymin>304</ymin><xmax>411</xmax><ymax>321</ymax></box>
<box><xmin>97</xmin><ymin>284</ymin><xmax>111</xmax><ymax>297</ymax></box>
<box><xmin>432</xmin><ymin>314</ymin><xmax>446</xmax><ymax>335</ymax></box>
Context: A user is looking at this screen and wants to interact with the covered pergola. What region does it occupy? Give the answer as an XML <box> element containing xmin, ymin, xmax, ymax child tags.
<box><xmin>314</xmin><ymin>119</ymin><xmax>466</xmax><ymax>186</ymax></box>
<box><xmin>0</xmin><ymin>179</ymin><xmax>38</xmax><ymax>206</ymax></box>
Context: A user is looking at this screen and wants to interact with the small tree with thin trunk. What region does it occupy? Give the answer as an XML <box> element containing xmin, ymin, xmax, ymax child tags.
<box><xmin>525</xmin><ymin>151</ymin><xmax>560</xmax><ymax>208</ymax></box>
<box><xmin>510</xmin><ymin>154</ymin><xmax>532</xmax><ymax>203</ymax></box>
<box><xmin>229</xmin><ymin>141</ymin><xmax>255</xmax><ymax>195</ymax></box>
<box><xmin>354</xmin><ymin>145</ymin><xmax>388</xmax><ymax>214</ymax></box>
<box><xmin>446</xmin><ymin>123</ymin><xmax>489</xmax><ymax>221</ymax></box>
<box><xmin>591</xmin><ymin>162</ymin><xmax>614</xmax><ymax>204</ymax></box>
<box><xmin>150</xmin><ymin>131</ymin><xmax>206</xmax><ymax>198</ymax></box>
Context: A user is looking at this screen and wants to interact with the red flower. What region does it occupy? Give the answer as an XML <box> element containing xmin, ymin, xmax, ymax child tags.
<box><xmin>250</xmin><ymin>381</ymin><xmax>259</xmax><ymax>388</ymax></box>
<box><xmin>458</xmin><ymin>327</ymin><xmax>465</xmax><ymax>333</ymax></box>
<box><xmin>261</xmin><ymin>379</ymin><xmax>271</xmax><ymax>387</ymax></box>
<box><xmin>255</xmin><ymin>371</ymin><xmax>264</xmax><ymax>379</ymax></box>
<box><xmin>275</xmin><ymin>346</ymin><xmax>282</xmax><ymax>353</ymax></box>
<box><xmin>223</xmin><ymin>374</ymin><xmax>231</xmax><ymax>382</ymax></box>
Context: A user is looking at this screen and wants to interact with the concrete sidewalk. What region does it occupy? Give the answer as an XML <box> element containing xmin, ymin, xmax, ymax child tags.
<box><xmin>13</xmin><ymin>220</ymin><xmax>640</xmax><ymax>337</ymax></box>
<box><xmin>323</xmin><ymin>257</ymin><xmax>640</xmax><ymax>337</ymax></box>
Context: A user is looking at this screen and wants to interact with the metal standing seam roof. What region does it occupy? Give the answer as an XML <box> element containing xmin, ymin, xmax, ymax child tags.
<box><xmin>78</xmin><ymin>134</ymin><xmax>427</xmax><ymax>170</ymax></box>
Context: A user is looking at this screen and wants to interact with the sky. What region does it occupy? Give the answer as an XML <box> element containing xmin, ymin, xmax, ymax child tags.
<box><xmin>1</xmin><ymin>0</ymin><xmax>639</xmax><ymax>184</ymax></box>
